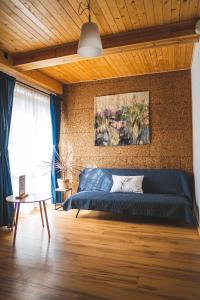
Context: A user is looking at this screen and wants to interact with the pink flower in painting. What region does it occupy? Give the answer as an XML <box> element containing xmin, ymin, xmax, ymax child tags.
<box><xmin>143</xmin><ymin>118</ymin><xmax>149</xmax><ymax>126</ymax></box>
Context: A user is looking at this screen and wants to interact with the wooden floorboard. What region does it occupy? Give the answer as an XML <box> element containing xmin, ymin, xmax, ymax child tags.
<box><xmin>0</xmin><ymin>209</ymin><xmax>200</xmax><ymax>300</ymax></box>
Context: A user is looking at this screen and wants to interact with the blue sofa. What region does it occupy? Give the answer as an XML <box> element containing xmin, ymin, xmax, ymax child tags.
<box><xmin>62</xmin><ymin>168</ymin><xmax>195</xmax><ymax>225</ymax></box>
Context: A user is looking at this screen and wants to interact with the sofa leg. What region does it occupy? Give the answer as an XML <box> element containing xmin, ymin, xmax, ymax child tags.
<box><xmin>76</xmin><ymin>209</ymin><xmax>80</xmax><ymax>218</ymax></box>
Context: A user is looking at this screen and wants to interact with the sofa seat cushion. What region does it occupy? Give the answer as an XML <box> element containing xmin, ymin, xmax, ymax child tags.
<box><xmin>62</xmin><ymin>191</ymin><xmax>195</xmax><ymax>224</ymax></box>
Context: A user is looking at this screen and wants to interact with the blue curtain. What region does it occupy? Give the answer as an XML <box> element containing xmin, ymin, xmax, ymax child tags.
<box><xmin>0</xmin><ymin>72</ymin><xmax>16</xmax><ymax>227</ymax></box>
<box><xmin>50</xmin><ymin>94</ymin><xmax>61</xmax><ymax>204</ymax></box>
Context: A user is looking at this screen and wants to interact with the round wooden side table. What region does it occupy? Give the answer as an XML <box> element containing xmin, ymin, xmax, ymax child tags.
<box><xmin>6</xmin><ymin>194</ymin><xmax>52</xmax><ymax>246</ymax></box>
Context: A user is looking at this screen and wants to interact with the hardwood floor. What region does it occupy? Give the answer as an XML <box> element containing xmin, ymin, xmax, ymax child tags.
<box><xmin>0</xmin><ymin>209</ymin><xmax>200</xmax><ymax>300</ymax></box>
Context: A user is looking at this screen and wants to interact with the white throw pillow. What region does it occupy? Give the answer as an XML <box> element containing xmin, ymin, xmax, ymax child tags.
<box><xmin>110</xmin><ymin>175</ymin><xmax>144</xmax><ymax>193</ymax></box>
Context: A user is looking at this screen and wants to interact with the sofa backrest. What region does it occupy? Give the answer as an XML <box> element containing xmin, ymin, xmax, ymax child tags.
<box><xmin>78</xmin><ymin>168</ymin><xmax>193</xmax><ymax>202</ymax></box>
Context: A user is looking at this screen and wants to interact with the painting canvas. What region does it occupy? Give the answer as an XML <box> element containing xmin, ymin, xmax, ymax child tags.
<box><xmin>94</xmin><ymin>91</ymin><xmax>150</xmax><ymax>146</ymax></box>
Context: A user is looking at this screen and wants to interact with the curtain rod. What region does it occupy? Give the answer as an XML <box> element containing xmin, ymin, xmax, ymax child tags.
<box><xmin>16</xmin><ymin>80</ymin><xmax>52</xmax><ymax>97</ymax></box>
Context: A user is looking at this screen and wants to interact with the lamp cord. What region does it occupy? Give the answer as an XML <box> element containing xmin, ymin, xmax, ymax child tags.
<box><xmin>78</xmin><ymin>0</ymin><xmax>91</xmax><ymax>22</ymax></box>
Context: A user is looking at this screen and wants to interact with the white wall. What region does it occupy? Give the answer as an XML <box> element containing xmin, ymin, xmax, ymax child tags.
<box><xmin>192</xmin><ymin>41</ymin><xmax>200</xmax><ymax>225</ymax></box>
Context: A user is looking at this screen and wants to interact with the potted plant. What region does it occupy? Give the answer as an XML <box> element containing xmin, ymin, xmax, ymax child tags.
<box><xmin>41</xmin><ymin>150</ymin><xmax>82</xmax><ymax>189</ymax></box>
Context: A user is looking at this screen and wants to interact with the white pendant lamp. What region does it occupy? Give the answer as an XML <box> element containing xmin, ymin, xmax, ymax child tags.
<box><xmin>77</xmin><ymin>0</ymin><xmax>103</xmax><ymax>58</ymax></box>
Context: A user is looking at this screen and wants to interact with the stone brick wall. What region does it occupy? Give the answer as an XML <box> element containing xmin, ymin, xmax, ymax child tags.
<box><xmin>60</xmin><ymin>70</ymin><xmax>192</xmax><ymax>191</ymax></box>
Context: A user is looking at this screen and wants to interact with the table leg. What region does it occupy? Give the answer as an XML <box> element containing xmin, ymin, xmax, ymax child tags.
<box><xmin>39</xmin><ymin>202</ymin><xmax>44</xmax><ymax>227</ymax></box>
<box><xmin>13</xmin><ymin>203</ymin><xmax>20</xmax><ymax>246</ymax></box>
<box><xmin>43</xmin><ymin>201</ymin><xmax>51</xmax><ymax>239</ymax></box>
<box><xmin>11</xmin><ymin>203</ymin><xmax>17</xmax><ymax>230</ymax></box>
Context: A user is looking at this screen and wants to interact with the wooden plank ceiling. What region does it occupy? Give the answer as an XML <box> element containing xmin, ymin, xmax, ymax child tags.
<box><xmin>0</xmin><ymin>0</ymin><xmax>200</xmax><ymax>84</ymax></box>
<box><xmin>41</xmin><ymin>43</ymin><xmax>194</xmax><ymax>84</ymax></box>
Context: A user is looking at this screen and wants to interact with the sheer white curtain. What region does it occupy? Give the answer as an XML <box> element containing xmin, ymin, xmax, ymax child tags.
<box><xmin>9</xmin><ymin>83</ymin><xmax>52</xmax><ymax>197</ymax></box>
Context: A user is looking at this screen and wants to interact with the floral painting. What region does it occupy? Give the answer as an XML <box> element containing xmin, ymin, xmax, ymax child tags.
<box><xmin>94</xmin><ymin>91</ymin><xmax>150</xmax><ymax>146</ymax></box>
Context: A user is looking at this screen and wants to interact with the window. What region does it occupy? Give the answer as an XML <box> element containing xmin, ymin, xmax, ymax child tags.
<box><xmin>9</xmin><ymin>83</ymin><xmax>52</xmax><ymax>196</ymax></box>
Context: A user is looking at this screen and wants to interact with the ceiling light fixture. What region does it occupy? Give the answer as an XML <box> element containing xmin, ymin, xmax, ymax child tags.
<box><xmin>77</xmin><ymin>0</ymin><xmax>103</xmax><ymax>58</ymax></box>
<box><xmin>195</xmin><ymin>19</ymin><xmax>200</xmax><ymax>34</ymax></box>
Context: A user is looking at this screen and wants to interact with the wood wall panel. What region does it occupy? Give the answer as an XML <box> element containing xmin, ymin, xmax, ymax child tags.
<box><xmin>60</xmin><ymin>70</ymin><xmax>192</xmax><ymax>192</ymax></box>
<box><xmin>41</xmin><ymin>43</ymin><xmax>194</xmax><ymax>84</ymax></box>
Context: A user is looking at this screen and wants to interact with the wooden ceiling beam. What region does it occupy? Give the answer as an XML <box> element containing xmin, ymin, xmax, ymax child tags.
<box><xmin>0</xmin><ymin>50</ymin><xmax>63</xmax><ymax>94</ymax></box>
<box><xmin>13</xmin><ymin>20</ymin><xmax>199</xmax><ymax>71</ymax></box>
